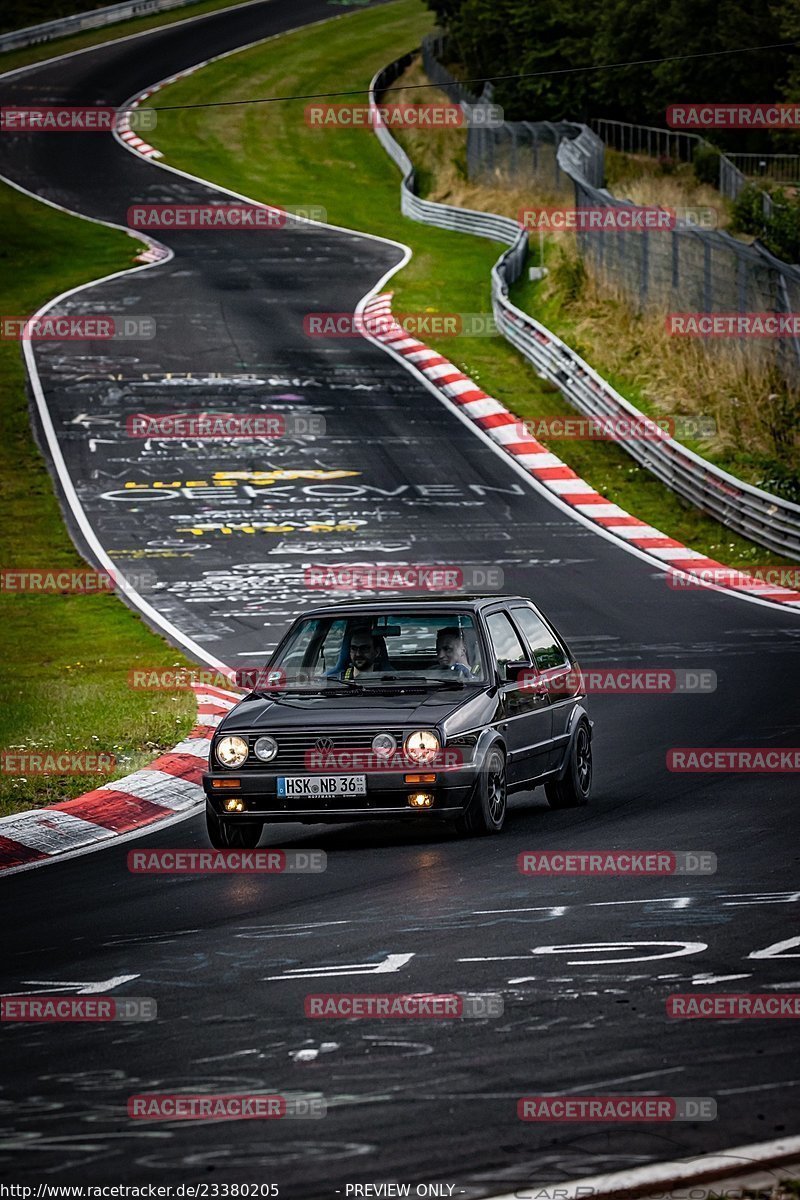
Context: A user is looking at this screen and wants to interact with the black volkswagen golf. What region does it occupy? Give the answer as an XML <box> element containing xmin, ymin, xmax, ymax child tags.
<box><xmin>203</xmin><ymin>596</ymin><xmax>592</xmax><ymax>846</ymax></box>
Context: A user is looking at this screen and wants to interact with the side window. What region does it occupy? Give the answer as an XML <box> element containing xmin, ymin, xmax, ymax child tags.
<box><xmin>511</xmin><ymin>607</ymin><xmax>568</xmax><ymax>671</ymax></box>
<box><xmin>485</xmin><ymin>611</ymin><xmax>527</xmax><ymax>678</ymax></box>
<box><xmin>317</xmin><ymin>619</ymin><xmax>347</xmax><ymax>672</ymax></box>
<box><xmin>279</xmin><ymin>619</ymin><xmax>322</xmax><ymax>671</ymax></box>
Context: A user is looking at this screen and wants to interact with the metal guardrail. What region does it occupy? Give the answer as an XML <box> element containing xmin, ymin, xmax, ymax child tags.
<box><xmin>424</xmin><ymin>36</ymin><xmax>800</xmax><ymax>381</ymax></box>
<box><xmin>591</xmin><ymin>120</ymin><xmax>800</xmax><ymax>190</ymax></box>
<box><xmin>369</xmin><ymin>53</ymin><xmax>800</xmax><ymax>558</ymax></box>
<box><xmin>727</xmin><ymin>153</ymin><xmax>800</xmax><ymax>184</ymax></box>
<box><xmin>372</xmin><ymin>53</ymin><xmax>524</xmax><ymax>248</ymax></box>
<box><xmin>589</xmin><ymin>117</ymin><xmax>753</xmax><ymax>202</ymax></box>
<box><xmin>0</xmin><ymin>0</ymin><xmax>202</xmax><ymax>52</ymax></box>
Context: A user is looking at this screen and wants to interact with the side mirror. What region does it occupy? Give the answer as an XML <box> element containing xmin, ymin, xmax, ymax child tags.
<box><xmin>504</xmin><ymin>660</ymin><xmax>535</xmax><ymax>683</ymax></box>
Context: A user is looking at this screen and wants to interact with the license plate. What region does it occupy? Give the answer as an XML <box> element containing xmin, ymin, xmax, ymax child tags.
<box><xmin>277</xmin><ymin>774</ymin><xmax>367</xmax><ymax>798</ymax></box>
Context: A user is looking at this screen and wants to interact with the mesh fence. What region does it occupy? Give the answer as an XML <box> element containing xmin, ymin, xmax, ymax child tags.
<box><xmin>421</xmin><ymin>36</ymin><xmax>599</xmax><ymax>196</ymax></box>
<box><xmin>421</xmin><ymin>34</ymin><xmax>800</xmax><ymax>386</ymax></box>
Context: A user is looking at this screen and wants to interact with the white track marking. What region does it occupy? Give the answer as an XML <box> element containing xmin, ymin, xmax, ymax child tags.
<box><xmin>560</xmin><ymin>1066</ymin><xmax>685</xmax><ymax>1093</ymax></box>
<box><xmin>749</xmin><ymin>935</ymin><xmax>800</xmax><ymax>959</ymax></box>
<box><xmin>530</xmin><ymin>941</ymin><xmax>707</xmax><ymax>964</ymax></box>
<box><xmin>691</xmin><ymin>973</ymin><xmax>752</xmax><ymax>984</ymax></box>
<box><xmin>264</xmin><ymin>952</ymin><xmax>415</xmax><ymax>980</ymax></box>
<box><xmin>5</xmin><ymin>975</ymin><xmax>139</xmax><ymax>995</ymax></box>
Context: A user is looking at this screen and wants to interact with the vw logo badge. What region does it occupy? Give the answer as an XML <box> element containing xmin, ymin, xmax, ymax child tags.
<box><xmin>315</xmin><ymin>736</ymin><xmax>334</xmax><ymax>751</ymax></box>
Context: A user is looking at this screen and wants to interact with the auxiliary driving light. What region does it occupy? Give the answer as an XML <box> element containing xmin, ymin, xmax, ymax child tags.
<box><xmin>254</xmin><ymin>735</ymin><xmax>278</xmax><ymax>763</ymax></box>
<box><xmin>408</xmin><ymin>792</ymin><xmax>434</xmax><ymax>808</ymax></box>
<box><xmin>372</xmin><ymin>732</ymin><xmax>397</xmax><ymax>757</ymax></box>
<box><xmin>224</xmin><ymin>798</ymin><xmax>245</xmax><ymax>813</ymax></box>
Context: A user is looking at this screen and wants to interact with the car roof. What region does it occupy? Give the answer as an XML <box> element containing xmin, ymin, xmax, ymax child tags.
<box><xmin>301</xmin><ymin>595</ymin><xmax>531</xmax><ymax>617</ymax></box>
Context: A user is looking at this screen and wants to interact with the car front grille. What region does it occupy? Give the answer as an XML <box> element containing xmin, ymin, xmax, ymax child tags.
<box><xmin>242</xmin><ymin>728</ymin><xmax>407</xmax><ymax>771</ymax></box>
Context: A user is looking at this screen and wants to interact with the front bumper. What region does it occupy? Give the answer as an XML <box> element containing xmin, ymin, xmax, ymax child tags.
<box><xmin>202</xmin><ymin>767</ymin><xmax>475</xmax><ymax>822</ymax></box>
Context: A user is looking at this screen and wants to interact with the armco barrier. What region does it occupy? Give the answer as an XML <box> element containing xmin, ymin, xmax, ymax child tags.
<box><xmin>369</xmin><ymin>54</ymin><xmax>800</xmax><ymax>559</ymax></box>
<box><xmin>0</xmin><ymin>0</ymin><xmax>204</xmax><ymax>52</ymax></box>
<box><xmin>423</xmin><ymin>34</ymin><xmax>800</xmax><ymax>389</ymax></box>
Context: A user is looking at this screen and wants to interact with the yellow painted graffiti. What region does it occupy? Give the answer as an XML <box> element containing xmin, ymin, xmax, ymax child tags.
<box><xmin>123</xmin><ymin>469</ymin><xmax>360</xmax><ymax>491</ymax></box>
<box><xmin>175</xmin><ymin>521</ymin><xmax>366</xmax><ymax>535</ymax></box>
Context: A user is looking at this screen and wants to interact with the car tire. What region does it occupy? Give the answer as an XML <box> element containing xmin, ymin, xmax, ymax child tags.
<box><xmin>206</xmin><ymin>802</ymin><xmax>264</xmax><ymax>848</ymax></box>
<box><xmin>545</xmin><ymin>720</ymin><xmax>592</xmax><ymax>809</ymax></box>
<box><xmin>453</xmin><ymin>746</ymin><xmax>507</xmax><ymax>836</ymax></box>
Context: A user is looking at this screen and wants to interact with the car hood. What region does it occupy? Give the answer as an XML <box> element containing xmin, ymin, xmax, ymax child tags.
<box><xmin>218</xmin><ymin>689</ymin><xmax>480</xmax><ymax>731</ymax></box>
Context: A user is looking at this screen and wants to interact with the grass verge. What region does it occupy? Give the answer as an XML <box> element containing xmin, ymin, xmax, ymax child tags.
<box><xmin>146</xmin><ymin>1</ymin><xmax>794</xmax><ymax>571</ymax></box>
<box><xmin>0</xmin><ymin>184</ymin><xmax>196</xmax><ymax>816</ymax></box>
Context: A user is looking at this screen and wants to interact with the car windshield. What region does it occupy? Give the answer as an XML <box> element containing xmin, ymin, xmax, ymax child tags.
<box><xmin>265</xmin><ymin>612</ymin><xmax>486</xmax><ymax>689</ymax></box>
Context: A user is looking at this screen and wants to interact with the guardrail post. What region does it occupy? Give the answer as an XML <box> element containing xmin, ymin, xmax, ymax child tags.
<box><xmin>703</xmin><ymin>240</ymin><xmax>713</xmax><ymax>312</ymax></box>
<box><xmin>672</xmin><ymin>230</ymin><xmax>681</xmax><ymax>292</ymax></box>
<box><xmin>737</xmin><ymin>255</ymin><xmax>748</xmax><ymax>312</ymax></box>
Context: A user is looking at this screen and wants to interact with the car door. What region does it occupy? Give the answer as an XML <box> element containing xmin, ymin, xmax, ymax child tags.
<box><xmin>509</xmin><ymin>604</ymin><xmax>575</xmax><ymax>772</ymax></box>
<box><xmin>485</xmin><ymin>609</ymin><xmax>553</xmax><ymax>785</ymax></box>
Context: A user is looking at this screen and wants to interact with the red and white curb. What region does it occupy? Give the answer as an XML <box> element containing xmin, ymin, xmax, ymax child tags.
<box><xmin>0</xmin><ymin>683</ymin><xmax>239</xmax><ymax>876</ymax></box>
<box><xmin>362</xmin><ymin>293</ymin><xmax>800</xmax><ymax>609</ymax></box>
<box><xmin>117</xmin><ymin>66</ymin><xmax>202</xmax><ymax>160</ymax></box>
<box><xmin>134</xmin><ymin>241</ymin><xmax>170</xmax><ymax>264</ymax></box>
<box><xmin>116</xmin><ymin>105</ymin><xmax>162</xmax><ymax>160</ymax></box>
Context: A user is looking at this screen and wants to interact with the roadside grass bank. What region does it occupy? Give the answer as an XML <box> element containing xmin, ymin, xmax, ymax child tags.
<box><xmin>604</xmin><ymin>149</ymin><xmax>733</xmax><ymax>230</ymax></box>
<box><xmin>391</xmin><ymin>57</ymin><xmax>799</xmax><ymax>506</ymax></box>
<box><xmin>146</xmin><ymin>3</ymin><xmax>794</xmax><ymax>570</ymax></box>
<box><xmin>0</xmin><ymin>182</ymin><xmax>196</xmax><ymax>816</ymax></box>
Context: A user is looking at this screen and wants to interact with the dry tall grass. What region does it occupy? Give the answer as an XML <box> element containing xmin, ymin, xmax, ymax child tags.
<box><xmin>390</xmin><ymin>58</ymin><xmax>799</xmax><ymax>487</ymax></box>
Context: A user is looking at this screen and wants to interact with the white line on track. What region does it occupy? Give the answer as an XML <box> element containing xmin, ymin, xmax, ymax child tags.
<box><xmin>0</xmin><ymin>0</ymin><xmax>284</xmax><ymax>81</ymax></box>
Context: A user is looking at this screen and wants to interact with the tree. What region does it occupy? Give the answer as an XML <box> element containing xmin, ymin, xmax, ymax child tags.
<box><xmin>424</xmin><ymin>0</ymin><xmax>800</xmax><ymax>132</ymax></box>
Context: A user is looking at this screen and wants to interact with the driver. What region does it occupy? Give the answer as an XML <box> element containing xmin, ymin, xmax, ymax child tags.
<box><xmin>343</xmin><ymin>626</ymin><xmax>387</xmax><ymax>679</ymax></box>
<box><xmin>436</xmin><ymin>627</ymin><xmax>473</xmax><ymax>678</ymax></box>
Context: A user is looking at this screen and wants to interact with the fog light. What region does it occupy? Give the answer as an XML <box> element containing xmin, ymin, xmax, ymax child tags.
<box><xmin>405</xmin><ymin>774</ymin><xmax>436</xmax><ymax>784</ymax></box>
<box><xmin>224</xmin><ymin>797</ymin><xmax>245</xmax><ymax>812</ymax></box>
<box><xmin>408</xmin><ymin>792</ymin><xmax>434</xmax><ymax>808</ymax></box>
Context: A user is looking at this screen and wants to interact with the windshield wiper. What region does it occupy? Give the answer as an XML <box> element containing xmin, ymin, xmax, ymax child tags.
<box><xmin>362</xmin><ymin>674</ymin><xmax>471</xmax><ymax>689</ymax></box>
<box><xmin>253</xmin><ymin>678</ymin><xmax>365</xmax><ymax>699</ymax></box>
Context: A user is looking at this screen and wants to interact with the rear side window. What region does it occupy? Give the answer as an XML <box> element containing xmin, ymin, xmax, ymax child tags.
<box><xmin>486</xmin><ymin>611</ymin><xmax>527</xmax><ymax>673</ymax></box>
<box><xmin>511</xmin><ymin>607</ymin><xmax>568</xmax><ymax>671</ymax></box>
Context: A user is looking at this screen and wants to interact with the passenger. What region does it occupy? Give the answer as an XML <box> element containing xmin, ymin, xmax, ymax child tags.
<box><xmin>436</xmin><ymin>627</ymin><xmax>473</xmax><ymax>678</ymax></box>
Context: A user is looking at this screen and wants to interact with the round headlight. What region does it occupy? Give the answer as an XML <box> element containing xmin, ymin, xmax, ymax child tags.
<box><xmin>254</xmin><ymin>735</ymin><xmax>278</xmax><ymax>763</ymax></box>
<box><xmin>216</xmin><ymin>735</ymin><xmax>249</xmax><ymax>768</ymax></box>
<box><xmin>372</xmin><ymin>732</ymin><xmax>397</xmax><ymax>758</ymax></box>
<box><xmin>403</xmin><ymin>729</ymin><xmax>441</xmax><ymax>765</ymax></box>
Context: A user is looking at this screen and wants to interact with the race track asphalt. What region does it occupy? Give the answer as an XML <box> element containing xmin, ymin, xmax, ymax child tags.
<box><xmin>1</xmin><ymin>3</ymin><xmax>799</xmax><ymax>1191</ymax></box>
